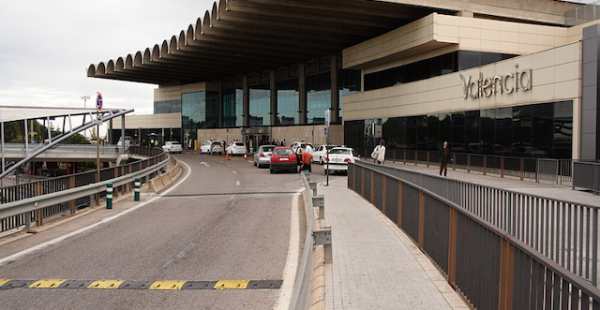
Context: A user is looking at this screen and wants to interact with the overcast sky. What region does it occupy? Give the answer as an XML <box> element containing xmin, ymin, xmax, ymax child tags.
<box><xmin>0</xmin><ymin>0</ymin><xmax>215</xmax><ymax>115</ymax></box>
<box><xmin>0</xmin><ymin>0</ymin><xmax>597</xmax><ymax>117</ymax></box>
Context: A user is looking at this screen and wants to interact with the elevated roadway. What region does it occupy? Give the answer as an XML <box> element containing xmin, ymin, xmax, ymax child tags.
<box><xmin>2</xmin><ymin>144</ymin><xmax>128</xmax><ymax>162</ymax></box>
<box><xmin>0</xmin><ymin>153</ymin><xmax>306</xmax><ymax>309</ymax></box>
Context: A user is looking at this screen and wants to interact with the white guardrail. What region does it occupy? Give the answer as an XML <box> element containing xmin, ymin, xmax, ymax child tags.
<box><xmin>0</xmin><ymin>156</ymin><xmax>170</xmax><ymax>221</ymax></box>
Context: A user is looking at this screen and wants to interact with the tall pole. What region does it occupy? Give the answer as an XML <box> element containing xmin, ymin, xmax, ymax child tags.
<box><xmin>96</xmin><ymin>111</ymin><xmax>100</xmax><ymax>180</ymax></box>
<box><xmin>1</xmin><ymin>121</ymin><xmax>4</xmax><ymax>188</ymax></box>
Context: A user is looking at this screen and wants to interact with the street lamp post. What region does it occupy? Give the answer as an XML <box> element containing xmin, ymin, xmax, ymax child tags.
<box><xmin>81</xmin><ymin>95</ymin><xmax>90</xmax><ymax>139</ymax></box>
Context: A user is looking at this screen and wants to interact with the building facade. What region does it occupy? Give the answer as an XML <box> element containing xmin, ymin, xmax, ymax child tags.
<box><xmin>92</xmin><ymin>0</ymin><xmax>599</xmax><ymax>159</ymax></box>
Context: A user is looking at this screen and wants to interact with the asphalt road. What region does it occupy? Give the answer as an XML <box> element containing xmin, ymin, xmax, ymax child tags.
<box><xmin>0</xmin><ymin>153</ymin><xmax>314</xmax><ymax>310</ymax></box>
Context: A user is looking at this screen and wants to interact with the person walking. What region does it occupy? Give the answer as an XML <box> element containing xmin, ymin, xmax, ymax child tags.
<box><xmin>372</xmin><ymin>140</ymin><xmax>386</xmax><ymax>165</ymax></box>
<box><xmin>439</xmin><ymin>141</ymin><xmax>452</xmax><ymax>176</ymax></box>
<box><xmin>301</xmin><ymin>150</ymin><xmax>313</xmax><ymax>173</ymax></box>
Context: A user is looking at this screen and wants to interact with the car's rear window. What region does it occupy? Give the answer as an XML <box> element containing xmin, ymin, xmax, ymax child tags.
<box><xmin>213</xmin><ymin>142</ymin><xmax>221</xmax><ymax>146</ymax></box>
<box><xmin>262</xmin><ymin>146</ymin><xmax>274</xmax><ymax>152</ymax></box>
<box><xmin>330</xmin><ymin>149</ymin><xmax>351</xmax><ymax>155</ymax></box>
<box><xmin>274</xmin><ymin>149</ymin><xmax>293</xmax><ymax>155</ymax></box>
<box><xmin>235</xmin><ymin>142</ymin><xmax>245</xmax><ymax>146</ymax></box>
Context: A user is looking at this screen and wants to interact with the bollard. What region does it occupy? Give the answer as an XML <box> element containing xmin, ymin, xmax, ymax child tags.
<box><xmin>106</xmin><ymin>183</ymin><xmax>113</xmax><ymax>209</ymax></box>
<box><xmin>134</xmin><ymin>178</ymin><xmax>141</xmax><ymax>201</ymax></box>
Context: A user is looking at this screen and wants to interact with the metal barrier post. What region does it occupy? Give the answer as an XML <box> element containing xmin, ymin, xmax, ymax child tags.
<box><xmin>309</xmin><ymin>182</ymin><xmax>317</xmax><ymax>196</ymax></box>
<box><xmin>313</xmin><ymin>196</ymin><xmax>324</xmax><ymax>219</ymax></box>
<box><xmin>134</xmin><ymin>178</ymin><xmax>140</xmax><ymax>201</ymax></box>
<box><xmin>89</xmin><ymin>194</ymin><xmax>96</xmax><ymax>207</ymax></box>
<box><xmin>313</xmin><ymin>228</ymin><xmax>332</xmax><ymax>263</ymax></box>
<box><xmin>106</xmin><ymin>183</ymin><xmax>113</xmax><ymax>209</ymax></box>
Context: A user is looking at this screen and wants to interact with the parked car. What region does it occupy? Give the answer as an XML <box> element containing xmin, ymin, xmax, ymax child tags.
<box><xmin>226</xmin><ymin>141</ymin><xmax>247</xmax><ymax>155</ymax></box>
<box><xmin>269</xmin><ymin>146</ymin><xmax>298</xmax><ymax>174</ymax></box>
<box><xmin>200</xmin><ymin>140</ymin><xmax>213</xmax><ymax>154</ymax></box>
<box><xmin>117</xmin><ymin>136</ymin><xmax>132</xmax><ymax>148</ymax></box>
<box><xmin>322</xmin><ymin>147</ymin><xmax>360</xmax><ymax>174</ymax></box>
<box><xmin>312</xmin><ymin>144</ymin><xmax>338</xmax><ymax>164</ymax></box>
<box><xmin>210</xmin><ymin>141</ymin><xmax>223</xmax><ymax>155</ymax></box>
<box><xmin>162</xmin><ymin>141</ymin><xmax>183</xmax><ymax>153</ymax></box>
<box><xmin>200</xmin><ymin>140</ymin><xmax>223</xmax><ymax>154</ymax></box>
<box><xmin>254</xmin><ymin>145</ymin><xmax>276</xmax><ymax>168</ymax></box>
<box><xmin>290</xmin><ymin>141</ymin><xmax>313</xmax><ymax>154</ymax></box>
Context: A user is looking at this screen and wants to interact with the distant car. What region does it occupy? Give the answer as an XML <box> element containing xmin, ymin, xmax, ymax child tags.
<box><xmin>162</xmin><ymin>141</ymin><xmax>183</xmax><ymax>154</ymax></box>
<box><xmin>322</xmin><ymin>147</ymin><xmax>360</xmax><ymax>174</ymax></box>
<box><xmin>200</xmin><ymin>140</ymin><xmax>213</xmax><ymax>154</ymax></box>
<box><xmin>210</xmin><ymin>141</ymin><xmax>223</xmax><ymax>155</ymax></box>
<box><xmin>117</xmin><ymin>136</ymin><xmax>132</xmax><ymax>148</ymax></box>
<box><xmin>270</xmin><ymin>147</ymin><xmax>298</xmax><ymax>174</ymax></box>
<box><xmin>290</xmin><ymin>141</ymin><xmax>313</xmax><ymax>154</ymax></box>
<box><xmin>254</xmin><ymin>145</ymin><xmax>276</xmax><ymax>168</ymax></box>
<box><xmin>312</xmin><ymin>144</ymin><xmax>337</xmax><ymax>164</ymax></box>
<box><xmin>227</xmin><ymin>141</ymin><xmax>247</xmax><ymax>156</ymax></box>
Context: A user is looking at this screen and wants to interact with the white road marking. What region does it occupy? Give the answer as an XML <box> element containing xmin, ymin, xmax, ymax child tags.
<box><xmin>201</xmin><ymin>162</ymin><xmax>210</xmax><ymax>167</ymax></box>
<box><xmin>274</xmin><ymin>193</ymin><xmax>301</xmax><ymax>310</ymax></box>
<box><xmin>233</xmin><ymin>171</ymin><xmax>237</xmax><ymax>175</ymax></box>
<box><xmin>163</xmin><ymin>243</ymin><xmax>197</xmax><ymax>268</ymax></box>
<box><xmin>236</xmin><ymin>181</ymin><xmax>240</xmax><ymax>186</ymax></box>
<box><xmin>0</xmin><ymin>161</ymin><xmax>193</xmax><ymax>267</ymax></box>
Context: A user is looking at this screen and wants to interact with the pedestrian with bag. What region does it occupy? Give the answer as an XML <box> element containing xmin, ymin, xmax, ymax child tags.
<box><xmin>371</xmin><ymin>140</ymin><xmax>386</xmax><ymax>165</ymax></box>
<box><xmin>439</xmin><ymin>141</ymin><xmax>452</xmax><ymax>176</ymax></box>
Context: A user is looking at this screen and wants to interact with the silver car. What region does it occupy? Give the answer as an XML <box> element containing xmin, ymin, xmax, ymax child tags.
<box><xmin>253</xmin><ymin>145</ymin><xmax>276</xmax><ymax>168</ymax></box>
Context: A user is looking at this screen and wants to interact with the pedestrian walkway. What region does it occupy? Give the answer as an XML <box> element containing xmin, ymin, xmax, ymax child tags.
<box><xmin>318</xmin><ymin>177</ymin><xmax>469</xmax><ymax>310</ymax></box>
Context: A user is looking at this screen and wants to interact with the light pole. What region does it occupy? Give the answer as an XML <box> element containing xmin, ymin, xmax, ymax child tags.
<box><xmin>81</xmin><ymin>95</ymin><xmax>90</xmax><ymax>139</ymax></box>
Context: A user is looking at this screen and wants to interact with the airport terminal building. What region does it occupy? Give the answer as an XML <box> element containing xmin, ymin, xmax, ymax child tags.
<box><xmin>89</xmin><ymin>0</ymin><xmax>600</xmax><ymax>160</ymax></box>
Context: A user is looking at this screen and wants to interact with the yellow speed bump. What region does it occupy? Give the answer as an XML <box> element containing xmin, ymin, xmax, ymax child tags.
<box><xmin>0</xmin><ymin>279</ymin><xmax>14</xmax><ymax>287</ymax></box>
<box><xmin>29</xmin><ymin>279</ymin><xmax>67</xmax><ymax>289</ymax></box>
<box><xmin>214</xmin><ymin>280</ymin><xmax>250</xmax><ymax>290</ymax></box>
<box><xmin>88</xmin><ymin>280</ymin><xmax>125</xmax><ymax>289</ymax></box>
<box><xmin>149</xmin><ymin>281</ymin><xmax>186</xmax><ymax>290</ymax></box>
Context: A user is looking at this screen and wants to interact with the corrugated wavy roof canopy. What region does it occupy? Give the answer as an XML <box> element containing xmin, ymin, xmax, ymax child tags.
<box><xmin>87</xmin><ymin>0</ymin><xmax>451</xmax><ymax>86</ymax></box>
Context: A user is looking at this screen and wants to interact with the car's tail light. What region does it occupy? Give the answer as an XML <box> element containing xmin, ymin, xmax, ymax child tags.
<box><xmin>260</xmin><ymin>153</ymin><xmax>264</xmax><ymax>157</ymax></box>
<box><xmin>323</xmin><ymin>157</ymin><xmax>328</xmax><ymax>162</ymax></box>
<box><xmin>344</xmin><ymin>158</ymin><xmax>351</xmax><ymax>163</ymax></box>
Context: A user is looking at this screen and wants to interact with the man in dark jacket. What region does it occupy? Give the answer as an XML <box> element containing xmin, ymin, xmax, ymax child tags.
<box><xmin>439</xmin><ymin>141</ymin><xmax>451</xmax><ymax>176</ymax></box>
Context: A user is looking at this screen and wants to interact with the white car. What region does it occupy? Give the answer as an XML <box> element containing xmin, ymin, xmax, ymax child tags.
<box><xmin>226</xmin><ymin>141</ymin><xmax>247</xmax><ymax>155</ymax></box>
<box><xmin>312</xmin><ymin>144</ymin><xmax>337</xmax><ymax>164</ymax></box>
<box><xmin>253</xmin><ymin>145</ymin><xmax>276</xmax><ymax>168</ymax></box>
<box><xmin>290</xmin><ymin>141</ymin><xmax>313</xmax><ymax>156</ymax></box>
<box><xmin>162</xmin><ymin>141</ymin><xmax>183</xmax><ymax>153</ymax></box>
<box><xmin>322</xmin><ymin>147</ymin><xmax>360</xmax><ymax>174</ymax></box>
<box><xmin>200</xmin><ymin>140</ymin><xmax>223</xmax><ymax>154</ymax></box>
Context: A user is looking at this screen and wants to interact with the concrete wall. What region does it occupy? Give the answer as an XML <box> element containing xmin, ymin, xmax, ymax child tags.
<box><xmin>344</xmin><ymin>14</ymin><xmax>574</xmax><ymax>72</ymax></box>
<box><xmin>123</xmin><ymin>113</ymin><xmax>181</xmax><ymax>129</ymax></box>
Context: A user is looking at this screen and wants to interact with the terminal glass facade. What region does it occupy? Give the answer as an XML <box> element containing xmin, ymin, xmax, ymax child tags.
<box><xmin>344</xmin><ymin>101</ymin><xmax>573</xmax><ymax>159</ymax></box>
<box><xmin>338</xmin><ymin>69</ymin><xmax>361</xmax><ymax>122</ymax></box>
<box><xmin>364</xmin><ymin>51</ymin><xmax>517</xmax><ymax>91</ymax></box>
<box><xmin>182</xmin><ymin>91</ymin><xmax>219</xmax><ymax>141</ymax></box>
<box><xmin>154</xmin><ymin>100</ymin><xmax>181</xmax><ymax>114</ymax></box>
<box><xmin>249</xmin><ymin>83</ymin><xmax>270</xmax><ymax>126</ymax></box>
<box><xmin>276</xmin><ymin>78</ymin><xmax>299</xmax><ymax>125</ymax></box>
<box><xmin>306</xmin><ymin>71</ymin><xmax>331</xmax><ymax>124</ymax></box>
<box><xmin>223</xmin><ymin>88</ymin><xmax>243</xmax><ymax>127</ymax></box>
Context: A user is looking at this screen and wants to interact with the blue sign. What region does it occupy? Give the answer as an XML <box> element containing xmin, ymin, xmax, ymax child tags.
<box><xmin>324</xmin><ymin>127</ymin><xmax>328</xmax><ymax>136</ymax></box>
<box><xmin>96</xmin><ymin>93</ymin><xmax>103</xmax><ymax>112</ymax></box>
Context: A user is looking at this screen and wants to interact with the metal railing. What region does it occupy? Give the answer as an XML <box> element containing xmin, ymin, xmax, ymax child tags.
<box><xmin>361</xmin><ymin>162</ymin><xmax>600</xmax><ymax>289</ymax></box>
<box><xmin>356</xmin><ymin>147</ymin><xmax>574</xmax><ymax>185</ymax></box>
<box><xmin>573</xmin><ymin>161</ymin><xmax>600</xmax><ymax>195</ymax></box>
<box><xmin>349</xmin><ymin>161</ymin><xmax>600</xmax><ymax>309</ymax></box>
<box><xmin>0</xmin><ymin>147</ymin><xmax>167</xmax><ymax>233</ymax></box>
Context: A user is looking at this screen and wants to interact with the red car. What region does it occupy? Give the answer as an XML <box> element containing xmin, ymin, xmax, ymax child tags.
<box><xmin>270</xmin><ymin>147</ymin><xmax>298</xmax><ymax>174</ymax></box>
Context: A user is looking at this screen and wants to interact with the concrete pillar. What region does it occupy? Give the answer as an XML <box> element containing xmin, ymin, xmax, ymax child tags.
<box><xmin>331</xmin><ymin>55</ymin><xmax>339</xmax><ymax>124</ymax></box>
<box><xmin>270</xmin><ymin>70</ymin><xmax>277</xmax><ymax>126</ymax></box>
<box><xmin>243</xmin><ymin>75</ymin><xmax>249</xmax><ymax>127</ymax></box>
<box><xmin>582</xmin><ymin>24</ymin><xmax>600</xmax><ymax>160</ymax></box>
<box><xmin>299</xmin><ymin>64</ymin><xmax>306</xmax><ymax>125</ymax></box>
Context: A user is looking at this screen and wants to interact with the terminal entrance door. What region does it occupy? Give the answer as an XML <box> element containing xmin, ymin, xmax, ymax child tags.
<box><xmin>246</xmin><ymin>134</ymin><xmax>270</xmax><ymax>154</ymax></box>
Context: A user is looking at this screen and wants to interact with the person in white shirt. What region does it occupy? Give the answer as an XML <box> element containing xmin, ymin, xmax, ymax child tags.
<box><xmin>305</xmin><ymin>144</ymin><xmax>313</xmax><ymax>154</ymax></box>
<box><xmin>374</xmin><ymin>140</ymin><xmax>386</xmax><ymax>165</ymax></box>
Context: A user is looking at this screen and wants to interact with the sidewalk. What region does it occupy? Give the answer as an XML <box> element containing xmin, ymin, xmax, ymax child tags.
<box><xmin>318</xmin><ymin>177</ymin><xmax>469</xmax><ymax>310</ymax></box>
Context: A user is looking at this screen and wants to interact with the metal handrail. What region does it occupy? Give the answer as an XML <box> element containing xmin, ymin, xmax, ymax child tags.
<box><xmin>349</xmin><ymin>161</ymin><xmax>600</xmax><ymax>308</ymax></box>
<box><xmin>289</xmin><ymin>174</ymin><xmax>316</xmax><ymax>310</ymax></box>
<box><xmin>0</xmin><ymin>155</ymin><xmax>168</xmax><ymax>221</ymax></box>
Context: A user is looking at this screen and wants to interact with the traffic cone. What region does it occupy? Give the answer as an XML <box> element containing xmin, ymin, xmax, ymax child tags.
<box><xmin>226</xmin><ymin>152</ymin><xmax>230</xmax><ymax>160</ymax></box>
<box><xmin>244</xmin><ymin>153</ymin><xmax>247</xmax><ymax>161</ymax></box>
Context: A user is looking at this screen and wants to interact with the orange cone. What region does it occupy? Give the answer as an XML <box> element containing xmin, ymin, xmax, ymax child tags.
<box><xmin>226</xmin><ymin>152</ymin><xmax>230</xmax><ymax>160</ymax></box>
<box><xmin>244</xmin><ymin>153</ymin><xmax>247</xmax><ymax>161</ymax></box>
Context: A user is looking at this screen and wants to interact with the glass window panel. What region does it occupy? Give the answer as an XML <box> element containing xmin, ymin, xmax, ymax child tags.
<box><xmin>553</xmin><ymin>101</ymin><xmax>573</xmax><ymax>159</ymax></box>
<box><xmin>249</xmin><ymin>83</ymin><xmax>270</xmax><ymax>126</ymax></box>
<box><xmin>277</xmin><ymin>78</ymin><xmax>299</xmax><ymax>125</ymax></box>
<box><xmin>306</xmin><ymin>72</ymin><xmax>331</xmax><ymax>125</ymax></box>
<box><xmin>459</xmin><ymin>51</ymin><xmax>480</xmax><ymax>70</ymax></box>
<box><xmin>339</xmin><ymin>69</ymin><xmax>361</xmax><ymax>122</ymax></box>
<box><xmin>223</xmin><ymin>88</ymin><xmax>243</xmax><ymax>127</ymax></box>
